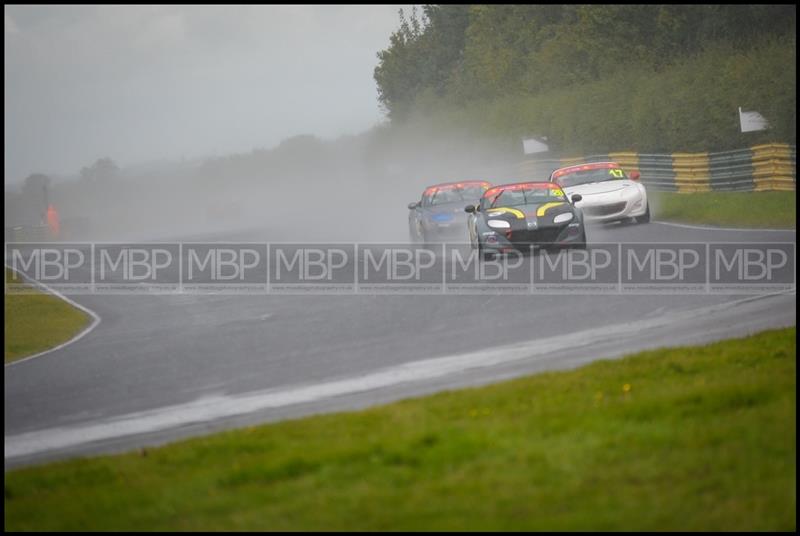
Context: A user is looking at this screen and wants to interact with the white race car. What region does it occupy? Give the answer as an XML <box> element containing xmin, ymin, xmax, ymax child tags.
<box><xmin>549</xmin><ymin>162</ymin><xmax>650</xmax><ymax>224</ymax></box>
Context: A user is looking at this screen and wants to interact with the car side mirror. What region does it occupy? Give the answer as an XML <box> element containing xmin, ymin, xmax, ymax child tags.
<box><xmin>464</xmin><ymin>205</ymin><xmax>476</xmax><ymax>214</ymax></box>
<box><xmin>571</xmin><ymin>194</ymin><xmax>583</xmax><ymax>204</ymax></box>
<box><xmin>408</xmin><ymin>202</ymin><xmax>419</xmax><ymax>210</ymax></box>
<box><xmin>629</xmin><ymin>171</ymin><xmax>641</xmax><ymax>181</ymax></box>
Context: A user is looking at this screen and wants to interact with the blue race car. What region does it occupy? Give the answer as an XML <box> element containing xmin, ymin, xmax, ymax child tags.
<box><xmin>408</xmin><ymin>181</ymin><xmax>492</xmax><ymax>243</ymax></box>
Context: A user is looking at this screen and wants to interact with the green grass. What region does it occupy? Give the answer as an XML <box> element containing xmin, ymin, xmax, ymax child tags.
<box><xmin>4</xmin><ymin>269</ymin><xmax>91</xmax><ymax>363</ymax></box>
<box><xmin>651</xmin><ymin>191</ymin><xmax>796</xmax><ymax>229</ymax></box>
<box><xmin>5</xmin><ymin>328</ymin><xmax>796</xmax><ymax>531</ymax></box>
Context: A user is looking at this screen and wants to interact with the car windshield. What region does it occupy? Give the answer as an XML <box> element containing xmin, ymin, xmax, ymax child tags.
<box><xmin>554</xmin><ymin>167</ymin><xmax>628</xmax><ymax>188</ymax></box>
<box><xmin>482</xmin><ymin>185</ymin><xmax>566</xmax><ymax>209</ymax></box>
<box><xmin>459</xmin><ymin>185</ymin><xmax>488</xmax><ymax>200</ymax></box>
<box><xmin>423</xmin><ymin>184</ymin><xmax>487</xmax><ymax>206</ymax></box>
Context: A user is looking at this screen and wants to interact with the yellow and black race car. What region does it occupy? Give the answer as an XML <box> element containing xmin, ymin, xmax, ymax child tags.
<box><xmin>465</xmin><ymin>181</ymin><xmax>586</xmax><ymax>258</ymax></box>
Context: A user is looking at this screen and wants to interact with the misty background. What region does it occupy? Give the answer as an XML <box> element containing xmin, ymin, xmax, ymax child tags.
<box><xmin>6</xmin><ymin>5</ymin><xmax>794</xmax><ymax>242</ymax></box>
<box><xmin>5</xmin><ymin>5</ymin><xmax>413</xmax><ymax>182</ymax></box>
<box><xmin>5</xmin><ymin>5</ymin><xmax>518</xmax><ymax>242</ymax></box>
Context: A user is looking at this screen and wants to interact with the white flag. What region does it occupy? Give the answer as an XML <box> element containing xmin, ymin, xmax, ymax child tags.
<box><xmin>739</xmin><ymin>107</ymin><xmax>769</xmax><ymax>133</ymax></box>
<box><xmin>523</xmin><ymin>138</ymin><xmax>549</xmax><ymax>154</ymax></box>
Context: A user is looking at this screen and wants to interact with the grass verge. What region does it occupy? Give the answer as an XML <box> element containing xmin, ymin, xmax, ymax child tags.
<box><xmin>4</xmin><ymin>268</ymin><xmax>91</xmax><ymax>363</ymax></box>
<box><xmin>4</xmin><ymin>328</ymin><xmax>796</xmax><ymax>531</ymax></box>
<box><xmin>651</xmin><ymin>190</ymin><xmax>796</xmax><ymax>229</ymax></box>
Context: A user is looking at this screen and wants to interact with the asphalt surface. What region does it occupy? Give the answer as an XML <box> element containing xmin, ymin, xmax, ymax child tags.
<box><xmin>5</xmin><ymin>220</ymin><xmax>796</xmax><ymax>468</ymax></box>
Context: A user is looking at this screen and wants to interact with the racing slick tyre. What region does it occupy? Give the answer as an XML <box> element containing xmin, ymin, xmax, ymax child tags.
<box><xmin>637</xmin><ymin>203</ymin><xmax>651</xmax><ymax>224</ymax></box>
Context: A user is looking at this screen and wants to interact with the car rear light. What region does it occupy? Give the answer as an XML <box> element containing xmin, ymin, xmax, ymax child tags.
<box><xmin>629</xmin><ymin>170</ymin><xmax>641</xmax><ymax>181</ymax></box>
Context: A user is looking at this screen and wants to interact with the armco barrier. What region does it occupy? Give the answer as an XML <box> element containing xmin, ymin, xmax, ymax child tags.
<box><xmin>751</xmin><ymin>143</ymin><xmax>796</xmax><ymax>191</ymax></box>
<box><xmin>672</xmin><ymin>152</ymin><xmax>711</xmax><ymax>193</ymax></box>
<box><xmin>608</xmin><ymin>151</ymin><xmax>639</xmax><ymax>172</ymax></box>
<box><xmin>4</xmin><ymin>225</ymin><xmax>52</xmax><ymax>243</ymax></box>
<box><xmin>638</xmin><ymin>154</ymin><xmax>677</xmax><ymax>191</ymax></box>
<box><xmin>709</xmin><ymin>148</ymin><xmax>755</xmax><ymax>192</ymax></box>
<box><xmin>514</xmin><ymin>144</ymin><xmax>795</xmax><ymax>192</ymax></box>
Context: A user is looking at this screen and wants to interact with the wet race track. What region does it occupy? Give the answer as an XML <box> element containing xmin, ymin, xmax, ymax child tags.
<box><xmin>5</xmin><ymin>220</ymin><xmax>796</xmax><ymax>468</ymax></box>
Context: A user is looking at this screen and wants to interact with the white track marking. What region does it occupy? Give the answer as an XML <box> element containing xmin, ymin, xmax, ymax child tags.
<box><xmin>4</xmin><ymin>265</ymin><xmax>101</xmax><ymax>368</ymax></box>
<box><xmin>5</xmin><ymin>290</ymin><xmax>794</xmax><ymax>461</ymax></box>
<box><xmin>652</xmin><ymin>221</ymin><xmax>796</xmax><ymax>233</ymax></box>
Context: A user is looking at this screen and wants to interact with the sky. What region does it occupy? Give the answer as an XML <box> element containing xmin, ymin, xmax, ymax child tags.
<box><xmin>4</xmin><ymin>5</ymin><xmax>411</xmax><ymax>184</ymax></box>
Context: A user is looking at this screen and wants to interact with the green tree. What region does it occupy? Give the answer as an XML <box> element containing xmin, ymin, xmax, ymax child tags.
<box><xmin>374</xmin><ymin>7</ymin><xmax>427</xmax><ymax>120</ymax></box>
<box><xmin>373</xmin><ymin>4</ymin><xmax>796</xmax><ymax>152</ymax></box>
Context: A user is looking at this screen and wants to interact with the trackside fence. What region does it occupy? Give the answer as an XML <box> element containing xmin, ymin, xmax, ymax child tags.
<box><xmin>509</xmin><ymin>143</ymin><xmax>796</xmax><ymax>192</ymax></box>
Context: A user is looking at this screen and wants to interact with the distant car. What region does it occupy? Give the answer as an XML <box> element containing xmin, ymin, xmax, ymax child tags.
<box><xmin>408</xmin><ymin>181</ymin><xmax>492</xmax><ymax>243</ymax></box>
<box><xmin>549</xmin><ymin>162</ymin><xmax>649</xmax><ymax>224</ymax></box>
<box><xmin>465</xmin><ymin>181</ymin><xmax>586</xmax><ymax>258</ymax></box>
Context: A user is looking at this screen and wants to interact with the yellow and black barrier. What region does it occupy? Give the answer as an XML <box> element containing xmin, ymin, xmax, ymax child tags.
<box><xmin>513</xmin><ymin>144</ymin><xmax>795</xmax><ymax>192</ymax></box>
<box><xmin>751</xmin><ymin>143</ymin><xmax>796</xmax><ymax>192</ymax></box>
<box><xmin>672</xmin><ymin>152</ymin><xmax>710</xmax><ymax>193</ymax></box>
<box><xmin>708</xmin><ymin>149</ymin><xmax>754</xmax><ymax>192</ymax></box>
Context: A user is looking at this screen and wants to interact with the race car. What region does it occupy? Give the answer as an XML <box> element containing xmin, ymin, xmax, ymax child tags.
<box><xmin>549</xmin><ymin>162</ymin><xmax>649</xmax><ymax>224</ymax></box>
<box><xmin>465</xmin><ymin>181</ymin><xmax>586</xmax><ymax>258</ymax></box>
<box><xmin>408</xmin><ymin>181</ymin><xmax>492</xmax><ymax>243</ymax></box>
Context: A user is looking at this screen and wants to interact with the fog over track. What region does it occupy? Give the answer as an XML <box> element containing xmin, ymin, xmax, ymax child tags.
<box><xmin>5</xmin><ymin>5</ymin><xmax>795</xmax><ymax>473</ymax></box>
<box><xmin>5</xmin><ymin>219</ymin><xmax>795</xmax><ymax>469</ymax></box>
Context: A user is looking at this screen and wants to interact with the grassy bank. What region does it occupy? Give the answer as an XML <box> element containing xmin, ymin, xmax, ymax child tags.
<box><xmin>651</xmin><ymin>191</ymin><xmax>796</xmax><ymax>229</ymax></box>
<box><xmin>5</xmin><ymin>328</ymin><xmax>796</xmax><ymax>531</ymax></box>
<box><xmin>4</xmin><ymin>269</ymin><xmax>91</xmax><ymax>363</ymax></box>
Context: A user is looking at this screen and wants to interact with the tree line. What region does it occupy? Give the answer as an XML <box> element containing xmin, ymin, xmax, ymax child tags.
<box><xmin>374</xmin><ymin>5</ymin><xmax>796</xmax><ymax>153</ymax></box>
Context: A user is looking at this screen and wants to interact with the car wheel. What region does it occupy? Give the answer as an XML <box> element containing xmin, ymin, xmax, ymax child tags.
<box><xmin>421</xmin><ymin>228</ymin><xmax>434</xmax><ymax>248</ymax></box>
<box><xmin>637</xmin><ymin>203</ymin><xmax>651</xmax><ymax>224</ymax></box>
<box><xmin>572</xmin><ymin>230</ymin><xmax>587</xmax><ymax>250</ymax></box>
<box><xmin>477</xmin><ymin>241</ymin><xmax>493</xmax><ymax>261</ymax></box>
